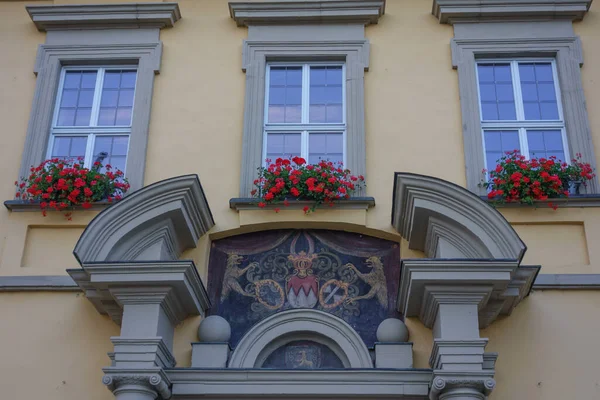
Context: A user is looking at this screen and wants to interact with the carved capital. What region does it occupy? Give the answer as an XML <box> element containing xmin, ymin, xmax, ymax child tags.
<box><xmin>430</xmin><ymin>375</ymin><xmax>495</xmax><ymax>400</ymax></box>
<box><xmin>103</xmin><ymin>369</ymin><xmax>172</xmax><ymax>399</ymax></box>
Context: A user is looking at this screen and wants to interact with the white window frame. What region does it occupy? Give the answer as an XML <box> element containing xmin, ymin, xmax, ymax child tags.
<box><xmin>262</xmin><ymin>62</ymin><xmax>347</xmax><ymax>165</ymax></box>
<box><xmin>476</xmin><ymin>58</ymin><xmax>570</xmax><ymax>169</ymax></box>
<box><xmin>47</xmin><ymin>66</ymin><xmax>137</xmax><ymax>172</ymax></box>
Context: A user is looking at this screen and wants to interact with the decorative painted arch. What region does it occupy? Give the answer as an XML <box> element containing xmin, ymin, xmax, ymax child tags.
<box><xmin>229</xmin><ymin>309</ymin><xmax>373</xmax><ymax>369</ymax></box>
<box><xmin>392</xmin><ymin>173</ymin><xmax>526</xmax><ymax>260</ymax></box>
<box><xmin>74</xmin><ymin>174</ymin><xmax>215</xmax><ymax>263</ymax></box>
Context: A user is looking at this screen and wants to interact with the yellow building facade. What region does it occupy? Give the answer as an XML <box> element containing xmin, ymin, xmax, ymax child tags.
<box><xmin>0</xmin><ymin>0</ymin><xmax>599</xmax><ymax>399</ymax></box>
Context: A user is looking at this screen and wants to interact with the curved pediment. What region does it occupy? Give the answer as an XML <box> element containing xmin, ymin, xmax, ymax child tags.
<box><xmin>74</xmin><ymin>175</ymin><xmax>214</xmax><ymax>263</ymax></box>
<box><xmin>392</xmin><ymin>173</ymin><xmax>526</xmax><ymax>260</ymax></box>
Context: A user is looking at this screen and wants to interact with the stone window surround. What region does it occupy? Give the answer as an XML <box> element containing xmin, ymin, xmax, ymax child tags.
<box><xmin>19</xmin><ymin>3</ymin><xmax>181</xmax><ymax>193</ymax></box>
<box><xmin>436</xmin><ymin>0</ymin><xmax>598</xmax><ymax>195</ymax></box>
<box><xmin>231</xmin><ymin>0</ymin><xmax>385</xmax><ymax>197</ymax></box>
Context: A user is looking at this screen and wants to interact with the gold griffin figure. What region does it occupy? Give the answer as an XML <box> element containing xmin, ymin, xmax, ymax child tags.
<box><xmin>298</xmin><ymin>350</ymin><xmax>313</xmax><ymax>368</ymax></box>
<box><xmin>343</xmin><ymin>256</ymin><xmax>388</xmax><ymax>308</ymax></box>
<box><xmin>221</xmin><ymin>254</ymin><xmax>258</xmax><ymax>301</ymax></box>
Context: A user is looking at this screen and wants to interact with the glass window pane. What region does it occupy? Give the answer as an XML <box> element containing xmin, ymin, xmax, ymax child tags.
<box><xmin>103</xmin><ymin>71</ymin><xmax>121</xmax><ymax>89</ymax></box>
<box><xmin>326</xmin><ymin>86</ymin><xmax>343</xmax><ymax>104</ymax></box>
<box><xmin>63</xmin><ymin>72</ymin><xmax>81</xmax><ymax>89</ymax></box>
<box><xmin>267</xmin><ymin>67</ymin><xmax>302</xmax><ymax>123</ymax></box>
<box><xmin>523</xmin><ymin>102</ymin><xmax>541</xmax><ymax>120</ymax></box>
<box><xmin>115</xmin><ymin>108</ymin><xmax>133</xmax><ymax>125</ymax></box>
<box><xmin>481</xmin><ymin>103</ymin><xmax>498</xmax><ymax>120</ymax></box>
<box><xmin>60</xmin><ymin>90</ymin><xmax>78</xmax><ymax>108</ymax></box>
<box><xmin>120</xmin><ymin>71</ymin><xmax>137</xmax><ymax>89</ymax></box>
<box><xmin>310</xmin><ymin>86</ymin><xmax>326</xmax><ymax>105</ymax></box>
<box><xmin>535</xmin><ymin>63</ymin><xmax>553</xmax><ymax>81</ymax></box>
<box><xmin>51</xmin><ymin>136</ymin><xmax>87</xmax><ymax>159</ymax></box>
<box><xmin>118</xmin><ymin>89</ymin><xmax>135</xmax><ymax>107</ymax></box>
<box><xmin>101</xmin><ymin>90</ymin><xmax>119</xmax><ymax>107</ymax></box>
<box><xmin>477</xmin><ymin>65</ymin><xmax>494</xmax><ymax>83</ymax></box>
<box><xmin>309</xmin><ymin>133</ymin><xmax>344</xmax><ymax>164</ymax></box>
<box><xmin>477</xmin><ymin>63</ymin><xmax>515</xmax><ymax>121</ymax></box>
<box><xmin>326</xmin><ymin>104</ymin><xmax>343</xmax><ymax>123</ymax></box>
<box><xmin>74</xmin><ymin>108</ymin><xmax>92</xmax><ymax>126</ymax></box>
<box><xmin>484</xmin><ymin>130</ymin><xmax>520</xmax><ymax>172</ymax></box>
<box><xmin>78</xmin><ymin>89</ymin><xmax>94</xmax><ymax>107</ymax></box>
<box><xmin>309</xmin><ymin>105</ymin><xmax>326</xmax><ymax>123</ymax></box>
<box><xmin>266</xmin><ymin>133</ymin><xmax>301</xmax><ymax>160</ymax></box>
<box><xmin>98</xmin><ymin>108</ymin><xmax>116</xmax><ymax>125</ymax></box>
<box><xmin>285</xmin><ymin>105</ymin><xmax>302</xmax><ymax>123</ymax></box>
<box><xmin>527</xmin><ymin>130</ymin><xmax>565</xmax><ymax>161</ymax></box>
<box><xmin>57</xmin><ymin>109</ymin><xmax>76</xmax><ymax>126</ymax></box>
<box><xmin>310</xmin><ymin>67</ymin><xmax>326</xmax><ymax>85</ymax></box>
<box><xmin>93</xmin><ymin>136</ymin><xmax>129</xmax><ymax>173</ymax></box>
<box><xmin>519</xmin><ymin>62</ymin><xmax>560</xmax><ymax>121</ymax></box>
<box><xmin>498</xmin><ymin>103</ymin><xmax>516</xmax><ymax>120</ymax></box>
<box><xmin>270</xmin><ymin>68</ymin><xmax>286</xmax><ymax>86</ymax></box>
<box><xmin>285</xmin><ymin>87</ymin><xmax>302</xmax><ymax>105</ymax></box>
<box><xmin>94</xmin><ymin>136</ymin><xmax>113</xmax><ymax>155</ymax></box>
<box><xmin>81</xmin><ymin>71</ymin><xmax>97</xmax><ymax>89</ymax></box>
<box><xmin>326</xmin><ymin>67</ymin><xmax>343</xmax><ymax>85</ymax></box>
<box><xmin>112</xmin><ymin>136</ymin><xmax>129</xmax><ymax>156</ymax></box>
<box><xmin>540</xmin><ymin>102</ymin><xmax>559</xmax><ymax>120</ymax></box>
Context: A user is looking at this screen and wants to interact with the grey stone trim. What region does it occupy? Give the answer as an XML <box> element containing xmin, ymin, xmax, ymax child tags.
<box><xmin>450</xmin><ymin>22</ymin><xmax>599</xmax><ymax>195</ymax></box>
<box><xmin>4</xmin><ymin>199</ymin><xmax>112</xmax><ymax>212</ymax></box>
<box><xmin>534</xmin><ymin>274</ymin><xmax>600</xmax><ymax>289</ymax></box>
<box><xmin>74</xmin><ymin>175</ymin><xmax>214</xmax><ymax>263</ymax></box>
<box><xmin>432</xmin><ymin>0</ymin><xmax>592</xmax><ymax>24</ymax></box>
<box><xmin>482</xmin><ymin>195</ymin><xmax>600</xmax><ymax>207</ymax></box>
<box><xmin>167</xmin><ymin>368</ymin><xmax>432</xmax><ymax>398</ymax></box>
<box><xmin>68</xmin><ymin>260</ymin><xmax>210</xmax><ymax>326</ymax></box>
<box><xmin>239</xmin><ymin>38</ymin><xmax>370</xmax><ymax>197</ymax></box>
<box><xmin>229</xmin><ymin>196</ymin><xmax>375</xmax><ymax>211</ymax></box>
<box><xmin>27</xmin><ymin>3</ymin><xmax>181</xmax><ymax>31</ymax></box>
<box><xmin>0</xmin><ymin>275</ymin><xmax>79</xmax><ymax>291</ymax></box>
<box><xmin>229</xmin><ymin>0</ymin><xmax>385</xmax><ymax>27</ymax></box>
<box><xmin>397</xmin><ymin>259</ymin><xmax>539</xmax><ymax>329</ymax></box>
<box><xmin>229</xmin><ymin>309</ymin><xmax>372</xmax><ymax>368</ymax></box>
<box><xmin>21</xmin><ymin>40</ymin><xmax>163</xmax><ymax>192</ymax></box>
<box><xmin>429</xmin><ymin>372</ymin><xmax>496</xmax><ymax>400</ymax></box>
<box><xmin>392</xmin><ymin>173</ymin><xmax>526</xmax><ymax>260</ymax></box>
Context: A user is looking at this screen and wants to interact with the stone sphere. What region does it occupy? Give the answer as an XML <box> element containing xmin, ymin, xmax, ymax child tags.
<box><xmin>376</xmin><ymin>318</ymin><xmax>409</xmax><ymax>342</ymax></box>
<box><xmin>198</xmin><ymin>315</ymin><xmax>231</xmax><ymax>342</ymax></box>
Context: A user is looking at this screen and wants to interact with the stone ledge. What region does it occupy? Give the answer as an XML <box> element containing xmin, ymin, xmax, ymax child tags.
<box><xmin>27</xmin><ymin>2</ymin><xmax>181</xmax><ymax>31</ymax></box>
<box><xmin>4</xmin><ymin>199</ymin><xmax>112</xmax><ymax>212</ymax></box>
<box><xmin>0</xmin><ymin>275</ymin><xmax>79</xmax><ymax>292</ymax></box>
<box><xmin>229</xmin><ymin>0</ymin><xmax>386</xmax><ymax>27</ymax></box>
<box><xmin>534</xmin><ymin>273</ymin><xmax>600</xmax><ymax>289</ymax></box>
<box><xmin>432</xmin><ymin>0</ymin><xmax>592</xmax><ymax>24</ymax></box>
<box><xmin>480</xmin><ymin>195</ymin><xmax>600</xmax><ymax>208</ymax></box>
<box><xmin>230</xmin><ymin>197</ymin><xmax>376</xmax><ymax>211</ymax></box>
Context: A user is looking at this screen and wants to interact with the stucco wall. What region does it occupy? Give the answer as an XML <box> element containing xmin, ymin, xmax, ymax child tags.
<box><xmin>1</xmin><ymin>0</ymin><xmax>600</xmax><ymax>399</ymax></box>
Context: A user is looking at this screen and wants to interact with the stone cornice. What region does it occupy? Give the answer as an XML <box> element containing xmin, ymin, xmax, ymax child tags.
<box><xmin>230</xmin><ymin>197</ymin><xmax>375</xmax><ymax>211</ymax></box>
<box><xmin>27</xmin><ymin>3</ymin><xmax>182</xmax><ymax>31</ymax></box>
<box><xmin>167</xmin><ymin>368</ymin><xmax>432</xmax><ymax>398</ymax></box>
<box><xmin>392</xmin><ymin>173</ymin><xmax>526</xmax><ymax>260</ymax></box>
<box><xmin>74</xmin><ymin>174</ymin><xmax>214</xmax><ymax>263</ymax></box>
<box><xmin>68</xmin><ymin>260</ymin><xmax>210</xmax><ymax>326</ymax></box>
<box><xmin>229</xmin><ymin>0</ymin><xmax>386</xmax><ymax>27</ymax></box>
<box><xmin>397</xmin><ymin>259</ymin><xmax>539</xmax><ymax>329</ymax></box>
<box><xmin>432</xmin><ymin>0</ymin><xmax>593</xmax><ymax>25</ymax></box>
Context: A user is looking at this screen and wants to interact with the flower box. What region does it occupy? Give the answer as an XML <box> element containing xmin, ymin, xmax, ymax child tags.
<box><xmin>481</xmin><ymin>151</ymin><xmax>595</xmax><ymax>210</ymax></box>
<box><xmin>252</xmin><ymin>157</ymin><xmax>366</xmax><ymax>213</ymax></box>
<box><xmin>14</xmin><ymin>157</ymin><xmax>129</xmax><ymax>219</ymax></box>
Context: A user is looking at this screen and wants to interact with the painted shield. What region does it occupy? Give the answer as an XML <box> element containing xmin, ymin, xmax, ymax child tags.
<box><xmin>285</xmin><ymin>343</ymin><xmax>322</xmax><ymax>369</ymax></box>
<box><xmin>287</xmin><ymin>275</ymin><xmax>319</xmax><ymax>308</ymax></box>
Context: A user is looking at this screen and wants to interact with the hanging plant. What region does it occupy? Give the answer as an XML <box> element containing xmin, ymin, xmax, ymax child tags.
<box><xmin>252</xmin><ymin>157</ymin><xmax>365</xmax><ymax>213</ymax></box>
<box><xmin>15</xmin><ymin>157</ymin><xmax>130</xmax><ymax>219</ymax></box>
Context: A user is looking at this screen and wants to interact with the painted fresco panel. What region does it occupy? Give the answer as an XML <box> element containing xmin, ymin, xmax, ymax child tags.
<box><xmin>207</xmin><ymin>230</ymin><xmax>401</xmax><ymax>347</ymax></box>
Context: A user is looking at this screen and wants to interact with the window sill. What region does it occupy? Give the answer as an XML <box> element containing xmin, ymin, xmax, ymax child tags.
<box><xmin>4</xmin><ymin>199</ymin><xmax>113</xmax><ymax>212</ymax></box>
<box><xmin>229</xmin><ymin>197</ymin><xmax>376</xmax><ymax>211</ymax></box>
<box><xmin>480</xmin><ymin>195</ymin><xmax>600</xmax><ymax>208</ymax></box>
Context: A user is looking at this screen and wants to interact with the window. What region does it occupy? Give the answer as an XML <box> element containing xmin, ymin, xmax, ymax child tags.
<box><xmin>264</xmin><ymin>64</ymin><xmax>345</xmax><ymax>165</ymax></box>
<box><xmin>49</xmin><ymin>67</ymin><xmax>137</xmax><ymax>173</ymax></box>
<box><xmin>477</xmin><ymin>60</ymin><xmax>569</xmax><ymax>173</ymax></box>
